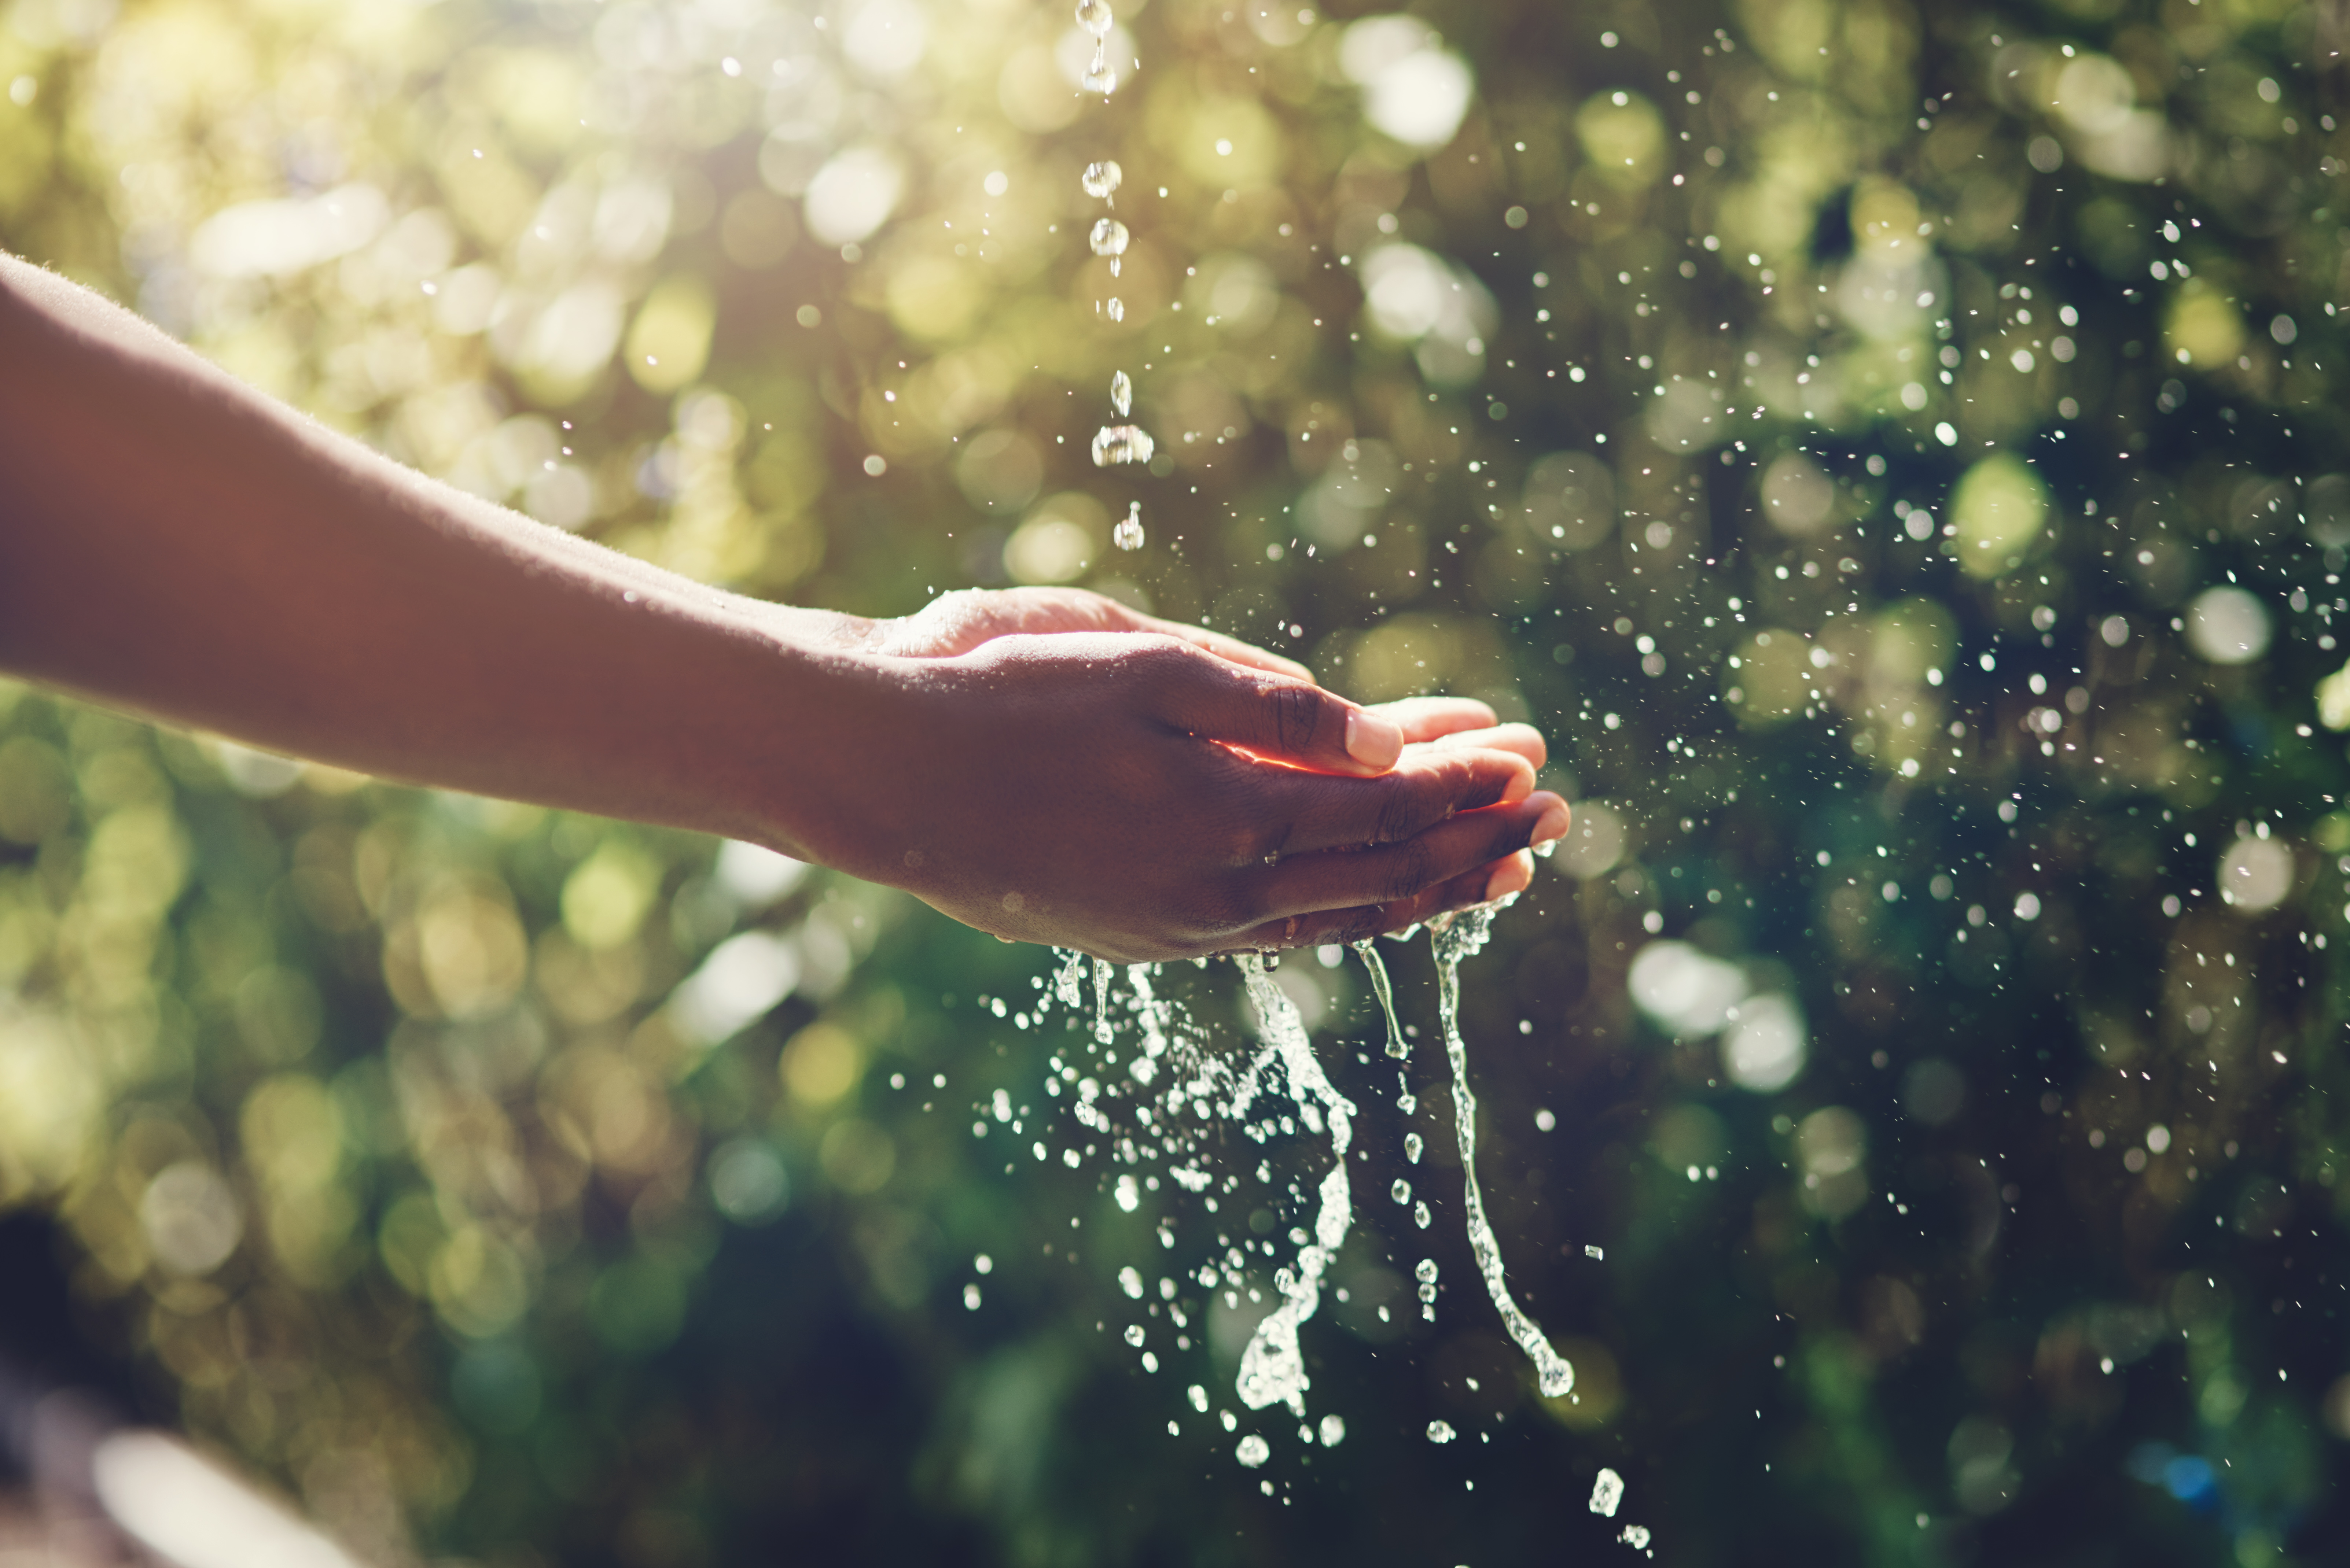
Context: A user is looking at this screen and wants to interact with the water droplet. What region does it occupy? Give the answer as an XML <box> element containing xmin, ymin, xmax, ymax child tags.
<box><xmin>1318</xmin><ymin>1414</ymin><xmax>1346</xmax><ymax>1446</ymax></box>
<box><xmin>1081</xmin><ymin>160</ymin><xmax>1123</xmax><ymax>200</ymax></box>
<box><xmin>1083</xmin><ymin>58</ymin><xmax>1118</xmax><ymax>95</ymax></box>
<box><xmin>1110</xmin><ymin>369</ymin><xmax>1132</xmax><ymax>416</ymax></box>
<box><xmin>1391</xmin><ymin>1178</ymin><xmax>1411</xmax><ymax>1204</ymax></box>
<box><xmin>1236</xmin><ymin>1434</ymin><xmax>1271</xmax><ymax>1468</ymax></box>
<box><xmin>1105</xmin><ymin>296</ymin><xmax>1125</xmax><ymax>322</ymax></box>
<box><xmin>1113</xmin><ymin>502</ymin><xmax>1145</xmax><ymax>551</ymax></box>
<box><xmin>1124</xmin><ymin>1323</ymin><xmax>1147</xmax><ymax>1346</ymax></box>
<box><xmin>1075</xmin><ymin>0</ymin><xmax>1114</xmax><ymax>37</ymax></box>
<box><xmin>1413</xmin><ymin>1200</ymin><xmax>1432</xmax><ymax>1228</ymax></box>
<box><xmin>1415</xmin><ymin>1258</ymin><xmax>1438</xmax><ymax>1284</ymax></box>
<box><xmin>1090</xmin><ymin>218</ymin><xmax>1130</xmax><ymax>257</ymax></box>
<box><xmin>1091</xmin><ymin>424</ymin><xmax>1155</xmax><ymax>466</ymax></box>
<box><xmin>1404</xmin><ymin>1132</ymin><xmax>1424</xmax><ymax>1164</ymax></box>
<box><xmin>1119</xmin><ymin>1265</ymin><xmax>1144</xmax><ymax>1298</ymax></box>
<box><xmin>1590</xmin><ymin>1468</ymin><xmax>1625</xmax><ymax>1517</ymax></box>
<box><xmin>1427</xmin><ymin>1420</ymin><xmax>1456</xmax><ymax>1444</ymax></box>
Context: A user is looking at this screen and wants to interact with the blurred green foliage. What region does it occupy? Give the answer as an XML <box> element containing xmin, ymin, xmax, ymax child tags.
<box><xmin>5</xmin><ymin>0</ymin><xmax>2350</xmax><ymax>1562</ymax></box>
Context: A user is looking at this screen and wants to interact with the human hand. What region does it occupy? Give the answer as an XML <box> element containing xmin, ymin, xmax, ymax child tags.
<box><xmin>841</xmin><ymin>585</ymin><xmax>1542</xmax><ymax>765</ymax></box>
<box><xmin>776</xmin><ymin>603</ymin><xmax>1567</xmax><ymax>962</ymax></box>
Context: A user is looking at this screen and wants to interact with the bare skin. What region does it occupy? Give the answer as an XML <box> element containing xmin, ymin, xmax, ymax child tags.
<box><xmin>0</xmin><ymin>252</ymin><xmax>1566</xmax><ymax>960</ymax></box>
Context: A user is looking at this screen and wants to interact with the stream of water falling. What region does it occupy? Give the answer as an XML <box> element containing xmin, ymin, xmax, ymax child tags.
<box><xmin>1228</xmin><ymin>953</ymin><xmax>1356</xmax><ymax>1416</ymax></box>
<box><xmin>1075</xmin><ymin>0</ymin><xmax>1150</xmax><ymax>553</ymax></box>
<box><xmin>1026</xmin><ymin>898</ymin><xmax>1573</xmax><ymax>1458</ymax></box>
<box><xmin>1424</xmin><ymin>904</ymin><xmax>1576</xmax><ymax>1398</ymax></box>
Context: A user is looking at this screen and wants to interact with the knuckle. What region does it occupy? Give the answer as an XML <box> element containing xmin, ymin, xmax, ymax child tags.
<box><xmin>1306</xmin><ymin>905</ymin><xmax>1385</xmax><ymax>948</ymax></box>
<box><xmin>1266</xmin><ymin>682</ymin><xmax>1324</xmax><ymax>753</ymax></box>
<box><xmin>1372</xmin><ymin>775</ymin><xmax>1441</xmax><ymax>846</ymax></box>
<box><xmin>1204</xmin><ymin>874</ymin><xmax>1265</xmax><ymax>933</ymax></box>
<box><xmin>1128</xmin><ymin>639</ymin><xmax>1186</xmax><ymax>681</ymax></box>
<box><xmin>1451</xmin><ymin>754</ymin><xmax>1509</xmax><ymax>811</ymax></box>
<box><xmin>1378</xmin><ymin>839</ymin><xmax>1437</xmax><ymax>904</ymax></box>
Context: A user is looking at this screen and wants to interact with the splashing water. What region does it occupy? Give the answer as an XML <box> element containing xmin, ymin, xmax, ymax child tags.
<box><xmin>1430</xmin><ymin>903</ymin><xmax>1575</xmax><ymax>1398</ymax></box>
<box><xmin>1114</xmin><ymin>501</ymin><xmax>1144</xmax><ymax>551</ymax></box>
<box><xmin>1091</xmin><ymin>424</ymin><xmax>1155</xmax><ymax>466</ymax></box>
<box><xmin>1016</xmin><ymin>901</ymin><xmax>1563</xmax><ymax>1463</ymax></box>
<box><xmin>1230</xmin><ymin>953</ymin><xmax>1356</xmax><ymax>1417</ymax></box>
<box><xmin>1053</xmin><ymin>946</ymin><xmax>1087</xmax><ymax>1010</ymax></box>
<box><xmin>1351</xmin><ymin>937</ymin><xmax>1408</xmax><ymax>1060</ymax></box>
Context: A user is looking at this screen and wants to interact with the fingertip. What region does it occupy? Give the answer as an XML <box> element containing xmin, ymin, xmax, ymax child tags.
<box><xmin>1344</xmin><ymin>708</ymin><xmax>1405</xmax><ymax>771</ymax></box>
<box><xmin>1484</xmin><ymin>849</ymin><xmax>1536</xmax><ymax>903</ymax></box>
<box><xmin>1529</xmin><ymin>793</ymin><xmax>1571</xmax><ymax>846</ymax></box>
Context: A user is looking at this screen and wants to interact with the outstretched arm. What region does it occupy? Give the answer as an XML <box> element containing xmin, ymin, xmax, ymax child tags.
<box><xmin>0</xmin><ymin>254</ymin><xmax>1565</xmax><ymax>959</ymax></box>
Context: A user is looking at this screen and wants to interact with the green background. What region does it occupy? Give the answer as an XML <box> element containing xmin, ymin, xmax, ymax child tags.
<box><xmin>1</xmin><ymin>0</ymin><xmax>2347</xmax><ymax>1561</ymax></box>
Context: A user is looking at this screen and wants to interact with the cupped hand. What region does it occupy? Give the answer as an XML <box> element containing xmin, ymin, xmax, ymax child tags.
<box><xmin>786</xmin><ymin>608</ymin><xmax>1567</xmax><ymax>962</ymax></box>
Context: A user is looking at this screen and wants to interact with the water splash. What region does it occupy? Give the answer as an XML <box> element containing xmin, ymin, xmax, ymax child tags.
<box><xmin>1091</xmin><ymin>424</ymin><xmax>1154</xmax><ymax>466</ymax></box>
<box><xmin>1053</xmin><ymin>946</ymin><xmax>1087</xmax><ymax>1010</ymax></box>
<box><xmin>1114</xmin><ymin>501</ymin><xmax>1144</xmax><ymax>551</ymax></box>
<box><xmin>1125</xmin><ymin>961</ymin><xmax>1169</xmax><ymax>1083</ymax></box>
<box><xmin>1351</xmin><ymin>938</ymin><xmax>1408</xmax><ymax>1060</ymax></box>
<box><xmin>1429</xmin><ymin>901</ymin><xmax>1575</xmax><ymax>1398</ymax></box>
<box><xmin>1231</xmin><ymin>954</ymin><xmax>1356</xmax><ymax>1417</ymax></box>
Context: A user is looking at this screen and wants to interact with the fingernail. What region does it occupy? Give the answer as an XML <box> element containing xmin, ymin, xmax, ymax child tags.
<box><xmin>1345</xmin><ymin>709</ymin><xmax>1404</xmax><ymax>770</ymax></box>
<box><xmin>1531</xmin><ymin>799</ymin><xmax>1571</xmax><ymax>846</ymax></box>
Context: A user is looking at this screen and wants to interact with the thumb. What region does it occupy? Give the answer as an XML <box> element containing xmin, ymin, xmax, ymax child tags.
<box><xmin>1160</xmin><ymin>650</ymin><xmax>1404</xmax><ymax>775</ymax></box>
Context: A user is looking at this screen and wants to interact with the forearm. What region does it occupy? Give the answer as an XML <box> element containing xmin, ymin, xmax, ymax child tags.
<box><xmin>0</xmin><ymin>252</ymin><xmax>845</xmax><ymax>848</ymax></box>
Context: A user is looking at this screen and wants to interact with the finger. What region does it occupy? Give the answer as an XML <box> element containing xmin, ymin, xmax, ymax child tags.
<box><xmin>1367</xmin><ymin>696</ymin><xmax>1499</xmax><ymax>742</ymax></box>
<box><xmin>1256</xmin><ymin>793</ymin><xmax>1569</xmax><ymax>920</ymax></box>
<box><xmin>1135</xmin><ymin>613</ymin><xmax>1316</xmax><ymax>683</ymax></box>
<box><xmin>1263</xmin><ymin>745</ymin><xmax>1538</xmax><ymax>855</ymax></box>
<box><xmin>1371</xmin><ymin>849</ymin><xmax>1536</xmax><ymax>937</ymax></box>
<box><xmin>1162</xmin><ymin>649</ymin><xmax>1405</xmax><ymax>773</ymax></box>
<box><xmin>1412</xmin><ymin>721</ymin><xmax>1548</xmax><ymax>771</ymax></box>
<box><xmin>1221</xmin><ymin>901</ymin><xmax>1393</xmax><ymax>953</ymax></box>
<box><xmin>1219</xmin><ymin>847</ymin><xmax>1541</xmax><ymax>953</ymax></box>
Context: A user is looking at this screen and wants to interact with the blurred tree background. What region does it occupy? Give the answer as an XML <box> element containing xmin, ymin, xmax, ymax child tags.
<box><xmin>5</xmin><ymin>0</ymin><xmax>2350</xmax><ymax>1561</ymax></box>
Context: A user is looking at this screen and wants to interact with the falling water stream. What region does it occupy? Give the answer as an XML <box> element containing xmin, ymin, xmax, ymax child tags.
<box><xmin>1033</xmin><ymin>899</ymin><xmax>1573</xmax><ymax>1467</ymax></box>
<box><xmin>1074</xmin><ymin>0</ymin><xmax>1151</xmax><ymax>551</ymax></box>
